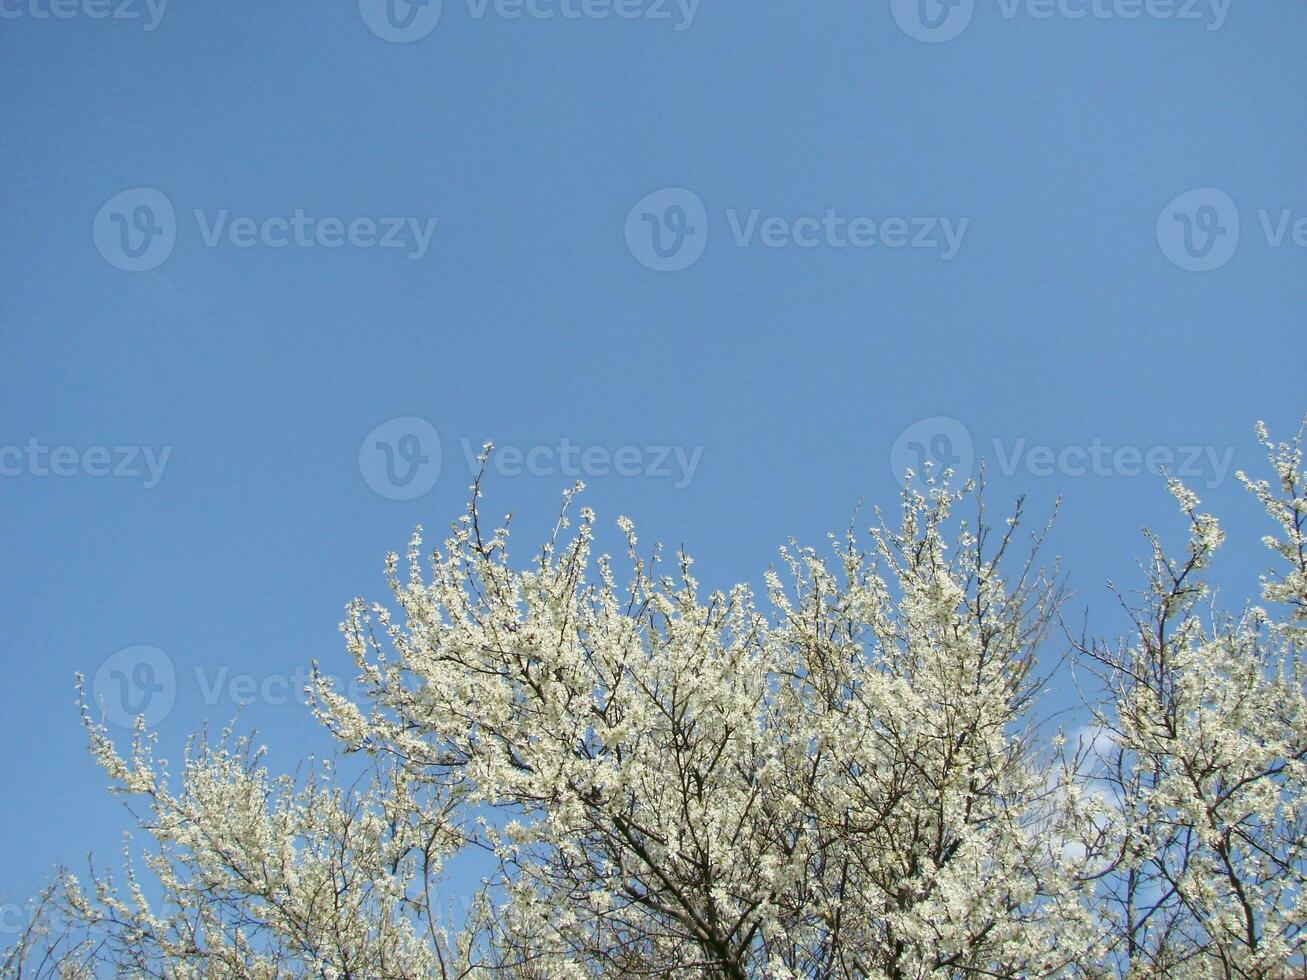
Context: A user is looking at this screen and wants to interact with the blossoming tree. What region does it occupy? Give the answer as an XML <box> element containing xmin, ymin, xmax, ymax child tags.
<box><xmin>6</xmin><ymin>426</ymin><xmax>1305</xmax><ymax>979</ymax></box>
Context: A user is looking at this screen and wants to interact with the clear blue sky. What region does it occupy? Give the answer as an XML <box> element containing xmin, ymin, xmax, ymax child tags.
<box><xmin>2</xmin><ymin>0</ymin><xmax>1304</xmax><ymax>925</ymax></box>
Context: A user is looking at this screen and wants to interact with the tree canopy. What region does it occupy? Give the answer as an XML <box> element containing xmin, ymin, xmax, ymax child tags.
<box><xmin>7</xmin><ymin>425</ymin><xmax>1307</xmax><ymax>979</ymax></box>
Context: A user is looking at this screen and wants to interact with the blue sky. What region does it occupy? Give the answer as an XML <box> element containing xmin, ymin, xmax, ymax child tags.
<box><xmin>2</xmin><ymin>0</ymin><xmax>1305</xmax><ymax>929</ymax></box>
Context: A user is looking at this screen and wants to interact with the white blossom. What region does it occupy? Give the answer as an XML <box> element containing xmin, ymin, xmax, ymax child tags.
<box><xmin>8</xmin><ymin>422</ymin><xmax>1307</xmax><ymax>978</ymax></box>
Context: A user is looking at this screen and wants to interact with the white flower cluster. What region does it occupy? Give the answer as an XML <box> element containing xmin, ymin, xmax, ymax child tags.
<box><xmin>7</xmin><ymin>424</ymin><xmax>1306</xmax><ymax>978</ymax></box>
